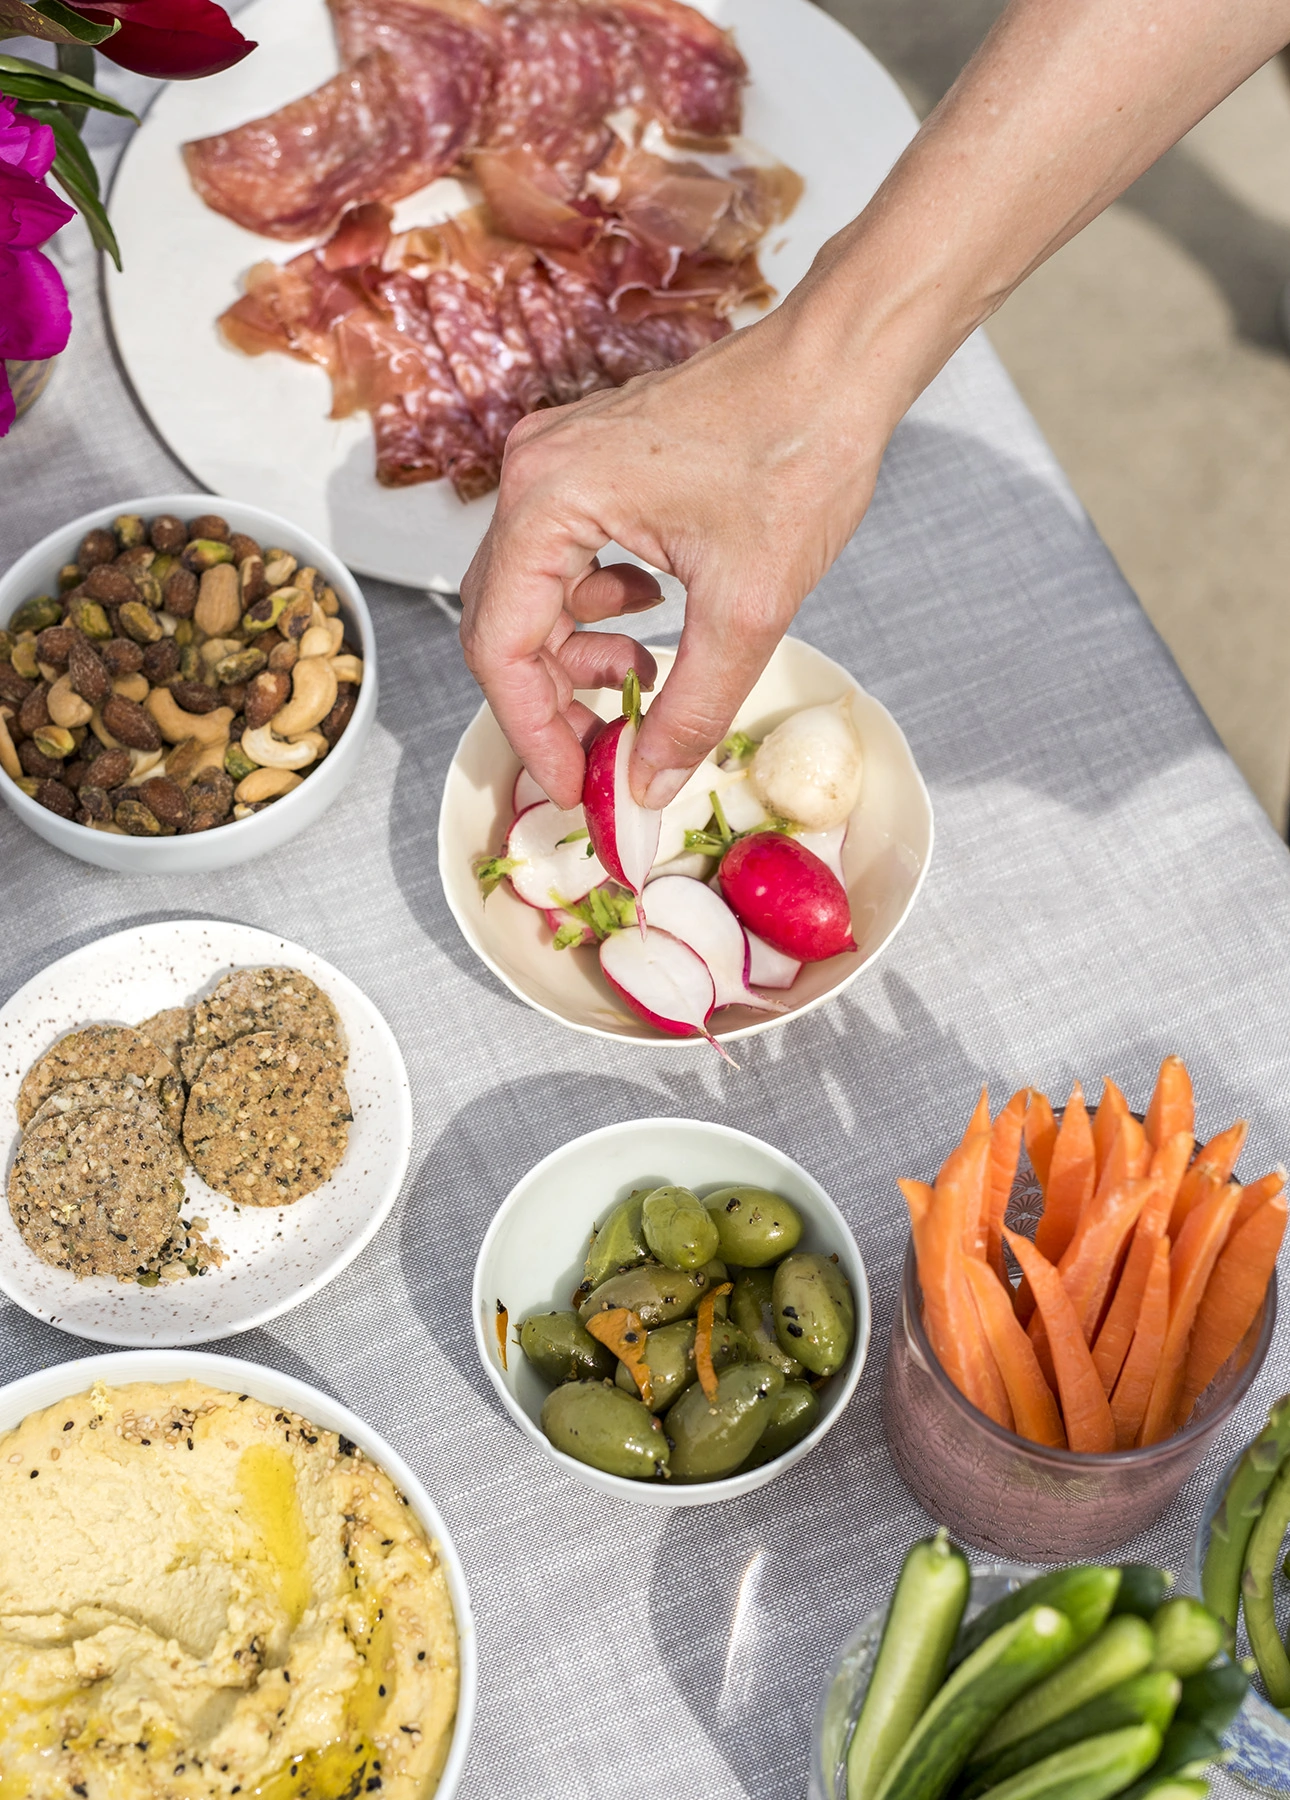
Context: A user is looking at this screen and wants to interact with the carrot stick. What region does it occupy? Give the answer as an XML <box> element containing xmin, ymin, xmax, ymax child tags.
<box><xmin>1168</xmin><ymin>1119</ymin><xmax>1249</xmax><ymax>1237</ymax></box>
<box><xmin>1005</xmin><ymin>1229</ymin><xmax>1116</xmax><ymax>1452</ymax></box>
<box><xmin>1175</xmin><ymin>1194</ymin><xmax>1287</xmax><ymax>1424</ymax></box>
<box><xmin>1034</xmin><ymin>1083</ymin><xmax>1096</xmax><ymax>1264</ymax></box>
<box><xmin>1229</xmin><ymin>1170</ymin><xmax>1286</xmax><ymax>1238</ymax></box>
<box><xmin>1144</xmin><ymin>1054</ymin><xmax>1194</xmax><ymax>1152</ymax></box>
<box><xmin>985</xmin><ymin>1091</ymin><xmax>1027</xmax><ymax>1284</ymax></box>
<box><xmin>1092</xmin><ymin>1077</ymin><xmax>1135</xmax><ymax>1182</ymax></box>
<box><xmin>957</xmin><ymin>1087</ymin><xmax>992</xmax><ymax>1260</ymax></box>
<box><xmin>1139</xmin><ymin>1177</ymin><xmax>1245</xmax><ymax>1445</ymax></box>
<box><xmin>1024</xmin><ymin>1089</ymin><xmax>1058</xmax><ymax>1192</ymax></box>
<box><xmin>1092</xmin><ymin>1109</ymin><xmax>1149</xmax><ymax>1208</ymax></box>
<box><xmin>964</xmin><ymin>1256</ymin><xmax>1066</xmax><ymax>1449</ymax></box>
<box><xmin>1091</xmin><ymin>1227</ymin><xmax>1161</xmax><ymax>1396</ymax></box>
<box><xmin>1110</xmin><ymin>1236</ymin><xmax>1170</xmax><ymax>1449</ymax></box>
<box><xmin>1147</xmin><ymin>1129</ymin><xmax>1193</xmax><ymax>1227</ymax></box>
<box><xmin>897</xmin><ymin>1177</ymin><xmax>934</xmax><ymax>1232</ymax></box>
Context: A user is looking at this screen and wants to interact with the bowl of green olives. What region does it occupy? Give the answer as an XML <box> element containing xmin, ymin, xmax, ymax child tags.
<box><xmin>471</xmin><ymin>1116</ymin><xmax>870</xmax><ymax>1505</ymax></box>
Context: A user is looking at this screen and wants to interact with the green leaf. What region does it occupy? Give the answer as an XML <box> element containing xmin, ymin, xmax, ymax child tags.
<box><xmin>0</xmin><ymin>0</ymin><xmax>119</xmax><ymax>45</ymax></box>
<box><xmin>23</xmin><ymin>100</ymin><xmax>121</xmax><ymax>267</ymax></box>
<box><xmin>0</xmin><ymin>51</ymin><xmax>136</xmax><ymax>117</ymax></box>
<box><xmin>55</xmin><ymin>39</ymin><xmax>94</xmax><ymax>129</ymax></box>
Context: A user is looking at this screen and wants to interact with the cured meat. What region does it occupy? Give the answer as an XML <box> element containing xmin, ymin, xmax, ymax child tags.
<box><xmin>425</xmin><ymin>269</ymin><xmax>537</xmax><ymax>454</ymax></box>
<box><xmin>514</xmin><ymin>261</ymin><xmax>609</xmax><ymax>401</ymax></box>
<box><xmin>184</xmin><ymin>49</ymin><xmax>470</xmax><ymax>240</ymax></box>
<box><xmin>472</xmin><ymin>145</ymin><xmax>603</xmax><ymax>252</ymax></box>
<box><xmin>616</xmin><ymin>0</ymin><xmax>746</xmax><ymax>138</ymax></box>
<box><xmin>486</xmin><ymin>0</ymin><xmax>630</xmax><ymax>184</ymax></box>
<box><xmin>327</xmin><ymin>0</ymin><xmax>497</xmax><ymax>139</ymax></box>
<box><xmin>541</xmin><ymin>246</ymin><xmax>728</xmax><ymax>384</ymax></box>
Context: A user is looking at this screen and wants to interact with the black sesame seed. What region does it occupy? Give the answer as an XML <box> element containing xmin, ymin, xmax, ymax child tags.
<box><xmin>29</xmin><ymin>1469</ymin><xmax>37</xmax><ymax>1478</ymax></box>
<box><xmin>417</xmin><ymin>1650</ymin><xmax>426</xmax><ymax>1661</ymax></box>
<box><xmin>786</xmin><ymin>1323</ymin><xmax>804</xmax><ymax>1338</ymax></box>
<box><xmin>62</xmin><ymin>1420</ymin><xmax>74</xmax><ymax>1431</ymax></box>
<box><xmin>338</xmin><ymin>1435</ymin><xmax>356</xmax><ymax>1456</ymax></box>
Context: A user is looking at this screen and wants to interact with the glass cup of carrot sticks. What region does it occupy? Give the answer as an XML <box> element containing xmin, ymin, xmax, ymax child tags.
<box><xmin>882</xmin><ymin>1058</ymin><xmax>1281</xmax><ymax>1559</ymax></box>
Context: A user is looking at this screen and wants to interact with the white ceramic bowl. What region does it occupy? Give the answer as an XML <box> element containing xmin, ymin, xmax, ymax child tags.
<box><xmin>439</xmin><ymin>635</ymin><xmax>933</xmax><ymax>1046</ymax></box>
<box><xmin>0</xmin><ymin>918</ymin><xmax>413</xmax><ymax>1346</ymax></box>
<box><xmin>0</xmin><ymin>494</ymin><xmax>377</xmax><ymax>872</ymax></box>
<box><xmin>0</xmin><ymin>1348</ymin><xmax>476</xmax><ymax>1800</ymax></box>
<box><xmin>472</xmin><ymin>1116</ymin><xmax>871</xmax><ymax>1507</ymax></box>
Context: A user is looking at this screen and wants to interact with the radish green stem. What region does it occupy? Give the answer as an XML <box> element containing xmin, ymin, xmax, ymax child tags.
<box><xmin>622</xmin><ymin>670</ymin><xmax>643</xmax><ymax>730</ymax></box>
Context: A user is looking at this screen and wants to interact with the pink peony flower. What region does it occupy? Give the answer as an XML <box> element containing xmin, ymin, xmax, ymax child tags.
<box><xmin>0</xmin><ymin>97</ymin><xmax>75</xmax><ymax>435</ymax></box>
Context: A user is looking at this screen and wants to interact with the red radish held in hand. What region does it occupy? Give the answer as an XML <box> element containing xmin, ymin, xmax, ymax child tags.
<box><xmin>475</xmin><ymin>801</ymin><xmax>607</xmax><ymax>909</ymax></box>
<box><xmin>512</xmin><ymin>766</ymin><xmax>545</xmax><ymax>813</ymax></box>
<box><xmin>642</xmin><ymin>875</ymin><xmax>786</xmax><ymax>1013</ymax></box>
<box><xmin>720</xmin><ymin>832</ymin><xmax>857</xmax><ymax>962</ymax></box>
<box><xmin>746</xmin><ymin>931</ymin><xmax>802</xmax><ymax>990</ymax></box>
<box><xmin>582</xmin><ymin>674</ymin><xmax>660</xmax><ymax>927</ymax></box>
<box><xmin>600</xmin><ymin>928</ymin><xmax>735</xmax><ymax>1062</ymax></box>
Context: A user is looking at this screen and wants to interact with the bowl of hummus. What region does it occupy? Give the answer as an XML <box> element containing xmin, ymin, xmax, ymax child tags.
<box><xmin>0</xmin><ymin>1349</ymin><xmax>474</xmax><ymax>1799</ymax></box>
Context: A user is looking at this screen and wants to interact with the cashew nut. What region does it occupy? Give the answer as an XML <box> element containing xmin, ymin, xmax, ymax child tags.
<box><xmin>286</xmin><ymin>729</ymin><xmax>329</xmax><ymax>760</ymax></box>
<box><xmin>157</xmin><ymin>610</ymin><xmax>178</xmax><ymax>637</ymax></box>
<box><xmin>47</xmin><ymin>673</ymin><xmax>93</xmax><ymax>729</ymax></box>
<box><xmin>38</xmin><ymin>660</ymin><xmax>60</xmax><ymax>684</ymax></box>
<box><xmin>189</xmin><ymin>738</ymin><xmax>230</xmax><ymax>780</ymax></box>
<box><xmin>146</xmin><ymin>687</ymin><xmax>235</xmax><ymax>747</ymax></box>
<box><xmin>298</xmin><ymin>617</ymin><xmax>344</xmax><ymax>660</ymax></box>
<box><xmin>329</xmin><ymin>654</ymin><xmax>364</xmax><ymax>686</ymax></box>
<box><xmin>271</xmin><ymin>658</ymin><xmax>337</xmax><ymax>738</ymax></box>
<box><xmin>194</xmin><ymin>563</ymin><xmax>241</xmax><ymax>637</ymax></box>
<box><xmin>125</xmin><ymin>747</ymin><xmax>165</xmax><ymax>784</ymax></box>
<box><xmin>111</xmin><ymin>672</ymin><xmax>150</xmax><ymax>704</ymax></box>
<box><xmin>0</xmin><ymin>708</ymin><xmax>20</xmax><ymax>782</ymax></box>
<box><xmin>235</xmin><ymin>766</ymin><xmax>303</xmax><ymax>804</ymax></box>
<box><xmin>239</xmin><ymin>723</ymin><xmax>319</xmax><ymax>769</ymax></box>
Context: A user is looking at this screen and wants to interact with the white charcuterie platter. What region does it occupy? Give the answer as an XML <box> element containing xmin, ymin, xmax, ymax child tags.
<box><xmin>105</xmin><ymin>0</ymin><xmax>916</xmax><ymax>592</ymax></box>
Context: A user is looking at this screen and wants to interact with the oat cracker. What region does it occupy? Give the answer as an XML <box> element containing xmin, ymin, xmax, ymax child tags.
<box><xmin>9</xmin><ymin>1108</ymin><xmax>185</xmax><ymax>1276</ymax></box>
<box><xmin>17</xmin><ymin>1024</ymin><xmax>185</xmax><ymax>1133</ymax></box>
<box><xmin>183</xmin><ymin>1029</ymin><xmax>351</xmax><ymax>1205</ymax></box>
<box><xmin>181</xmin><ymin>967</ymin><xmax>346</xmax><ymax>1082</ymax></box>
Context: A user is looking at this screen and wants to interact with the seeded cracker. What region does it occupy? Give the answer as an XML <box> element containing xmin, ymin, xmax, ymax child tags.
<box><xmin>26</xmin><ymin>1074</ymin><xmax>174</xmax><ymax>1137</ymax></box>
<box><xmin>136</xmin><ymin>1005</ymin><xmax>194</xmax><ymax>1077</ymax></box>
<box><xmin>183</xmin><ymin>1029</ymin><xmax>351</xmax><ymax>1205</ymax></box>
<box><xmin>9</xmin><ymin>1109</ymin><xmax>185</xmax><ymax>1276</ymax></box>
<box><xmin>16</xmin><ymin>1024</ymin><xmax>185</xmax><ymax>1133</ymax></box>
<box><xmin>181</xmin><ymin>966</ymin><xmax>346</xmax><ymax>1082</ymax></box>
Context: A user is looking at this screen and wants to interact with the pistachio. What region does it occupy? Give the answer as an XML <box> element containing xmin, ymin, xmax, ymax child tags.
<box><xmin>84</xmin><ymin>747</ymin><xmax>131</xmax><ymax>790</ymax></box>
<box><xmin>34</xmin><ymin>778</ymin><xmax>76</xmax><ymax>818</ymax></box>
<box><xmin>275</xmin><ymin>592</ymin><xmax>313</xmax><ymax>642</ymax></box>
<box><xmin>178</xmin><ymin>644</ymin><xmax>201</xmax><ymax>682</ymax></box>
<box><xmin>239</xmin><ymin>723</ymin><xmax>318</xmax><ymax>769</ymax></box>
<box><xmin>15</xmin><ymin>775</ymin><xmax>39</xmax><ymax>798</ymax></box>
<box><xmin>224</xmin><ymin>741</ymin><xmax>258</xmax><ymax>781</ymax></box>
<box><xmin>190</xmin><ymin>764</ymin><xmax>234</xmax><ymax>812</ymax></box>
<box><xmin>113</xmin><ymin>513</ymin><xmax>147</xmax><ymax>549</ymax></box>
<box><xmin>84</xmin><ymin>564</ymin><xmax>138</xmax><ymax>607</ymax></box>
<box><xmin>150</xmin><ymin>551</ymin><xmax>176</xmax><ymax>583</ymax></box>
<box><xmin>173</xmin><ymin>617</ymin><xmax>194</xmax><ymax>647</ymax></box>
<box><xmin>163</xmin><ymin>566</ymin><xmax>198</xmax><ymax>618</ymax></box>
<box><xmin>76</xmin><ymin>785</ymin><xmax>112</xmax><ymax>823</ymax></box>
<box><xmin>145</xmin><ymin>688</ymin><xmax>233</xmax><ymax>747</ymax></box>
<box><xmin>32</xmin><ymin>724</ymin><xmax>76</xmax><ymax>760</ymax></box>
<box><xmin>272</xmin><ymin>656</ymin><xmax>337</xmax><ymax>738</ymax></box>
<box><xmin>0</xmin><ymin>708</ymin><xmax>20</xmax><ymax>781</ymax></box>
<box><xmin>181</xmin><ymin>538</ymin><xmax>234</xmax><ymax>572</ymax></box>
<box><xmin>77</xmin><ymin>528</ymin><xmax>117</xmax><ymax>570</ymax></box>
<box><xmin>47</xmin><ymin>674</ymin><xmax>93</xmax><ymax>729</ymax></box>
<box><xmin>114</xmin><ymin>797</ymin><xmax>164</xmax><ymax>836</ymax></box>
<box><xmin>57</xmin><ymin>563</ymin><xmax>81</xmax><ymax>593</ymax></box>
<box><xmin>131</xmin><ymin>572</ymin><xmax>163</xmax><ymax>609</ymax></box>
<box><xmin>168</xmin><ymin>680</ymin><xmax>223</xmax><ymax>715</ymax></box>
<box><xmin>10</xmin><ymin>637</ymin><xmax>40</xmax><ymax>680</ymax></box>
<box><xmin>236</xmin><ymin>766</ymin><xmax>302</xmax><ymax>804</ymax></box>
<box><xmin>117</xmin><ymin>546</ymin><xmax>155</xmax><ymax>573</ymax></box>
<box><xmin>198</xmin><ymin>637</ymin><xmax>243</xmax><ymax>671</ymax></box>
<box><xmin>102</xmin><ymin>694</ymin><xmax>163</xmax><ymax>752</ymax></box>
<box><xmin>117</xmin><ymin>600</ymin><xmax>163</xmax><ymax>645</ymax></box>
<box><xmin>240</xmin><ymin>555</ymin><xmax>268</xmax><ymax>608</ymax></box>
<box><xmin>243</xmin><ymin>588</ymin><xmax>295</xmax><ymax>635</ymax></box>
<box><xmin>149</xmin><ymin>514</ymin><xmax>187</xmax><ymax>553</ymax></box>
<box><xmin>9</xmin><ymin>596</ymin><xmax>62</xmax><ymax>634</ymax></box>
<box><xmin>111</xmin><ymin>672</ymin><xmax>150</xmax><ymax>704</ymax></box>
<box><xmin>231</xmin><ymin>802</ymin><xmax>258</xmax><ymax>820</ymax></box>
<box><xmin>195</xmin><ymin>564</ymin><xmax>241</xmax><ymax>637</ymax></box>
<box><xmin>263</xmin><ymin>551</ymin><xmax>297</xmax><ymax>587</ymax></box>
<box><xmin>0</xmin><ymin>630</ymin><xmax>12</xmax><ymax>663</ymax></box>
<box><xmin>67</xmin><ymin>598</ymin><xmax>112</xmax><ymax>640</ymax></box>
<box><xmin>299</xmin><ymin>619</ymin><xmax>344</xmax><ymax>660</ymax></box>
<box><xmin>212</xmin><ymin>645</ymin><xmax>266</xmax><ymax>686</ymax></box>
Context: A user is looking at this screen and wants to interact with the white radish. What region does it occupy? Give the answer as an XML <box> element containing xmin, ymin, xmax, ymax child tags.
<box><xmin>512</xmin><ymin>766</ymin><xmax>545</xmax><ymax>813</ymax></box>
<box><xmin>749</xmin><ymin>696</ymin><xmax>864</xmax><ymax>831</ymax></box>
<box><xmin>654</xmin><ymin>756</ymin><xmax>747</xmax><ymax>867</ymax></box>
<box><xmin>718</xmin><ymin>774</ymin><xmax>772</xmax><ymax>834</ymax></box>
<box><xmin>797</xmin><ymin>824</ymin><xmax>847</xmax><ymax>885</ymax></box>
<box><xmin>583</xmin><ymin>684</ymin><xmax>660</xmax><ymax>923</ymax></box>
<box><xmin>600</xmin><ymin>927</ymin><xmax>734</xmax><ymax>1062</ymax></box>
<box><xmin>651</xmin><ymin>850</ymin><xmax>715</xmax><ymax>881</ymax></box>
<box><xmin>745</xmin><ymin>931</ymin><xmax>802</xmax><ymax>990</ymax></box>
<box><xmin>642</xmin><ymin>875</ymin><xmax>786</xmax><ymax>1013</ymax></box>
<box><xmin>477</xmin><ymin>800</ymin><xmax>608</xmax><ymax>909</ymax></box>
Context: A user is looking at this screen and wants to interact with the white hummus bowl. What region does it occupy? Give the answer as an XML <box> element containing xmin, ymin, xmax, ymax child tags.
<box><xmin>0</xmin><ymin>495</ymin><xmax>377</xmax><ymax>873</ymax></box>
<box><xmin>472</xmin><ymin>1116</ymin><xmax>871</xmax><ymax>1507</ymax></box>
<box><xmin>0</xmin><ymin>1347</ymin><xmax>477</xmax><ymax>1800</ymax></box>
<box><xmin>438</xmin><ymin>634</ymin><xmax>933</xmax><ymax>1046</ymax></box>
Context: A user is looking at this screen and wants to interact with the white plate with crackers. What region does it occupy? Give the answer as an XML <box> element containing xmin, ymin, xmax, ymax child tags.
<box><xmin>0</xmin><ymin>919</ymin><xmax>412</xmax><ymax>1346</ymax></box>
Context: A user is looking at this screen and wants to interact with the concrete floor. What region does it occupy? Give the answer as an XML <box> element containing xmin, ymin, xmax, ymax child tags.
<box><xmin>828</xmin><ymin>3</ymin><xmax>1290</xmax><ymax>827</ymax></box>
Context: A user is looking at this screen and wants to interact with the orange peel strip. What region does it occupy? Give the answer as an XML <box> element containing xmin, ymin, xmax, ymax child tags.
<box><xmin>695</xmin><ymin>1283</ymin><xmax>734</xmax><ymax>1401</ymax></box>
<box><xmin>495</xmin><ymin>1299</ymin><xmax>508</xmax><ymax>1371</ymax></box>
<box><xmin>586</xmin><ymin>1306</ymin><xmax>654</xmax><ymax>1407</ymax></box>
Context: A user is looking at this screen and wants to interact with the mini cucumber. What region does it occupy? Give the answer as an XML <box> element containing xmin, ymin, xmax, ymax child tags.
<box><xmin>872</xmin><ymin>1605</ymin><xmax>1075</xmax><ymax>1800</ymax></box>
<box><xmin>948</xmin><ymin>1567</ymin><xmax>1119</xmax><ymax>1672</ymax></box>
<box><xmin>1150</xmin><ymin>1600</ymin><xmax>1225</xmax><ymax>1680</ymax></box>
<box><xmin>1112</xmin><ymin>1566</ymin><xmax>1174</xmax><ymax>1620</ymax></box>
<box><xmin>1176</xmin><ymin>1661</ymin><xmax>1248</xmax><ymax>1734</ymax></box>
<box><xmin>974</xmin><ymin>1615</ymin><xmax>1157</xmax><ymax>1758</ymax></box>
<box><xmin>846</xmin><ymin>1532</ymin><xmax>971</xmax><ymax>1800</ymax></box>
<box><xmin>1116</xmin><ymin>1721</ymin><xmax>1224</xmax><ymax>1800</ymax></box>
<box><xmin>958</xmin><ymin>1670</ymin><xmax>1180</xmax><ymax>1798</ymax></box>
<box><xmin>972</xmin><ymin>1723</ymin><xmax>1161</xmax><ymax>1800</ymax></box>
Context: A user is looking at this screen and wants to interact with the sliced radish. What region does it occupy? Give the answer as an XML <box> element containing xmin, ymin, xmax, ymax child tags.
<box><xmin>720</xmin><ymin>831</ymin><xmax>857</xmax><ymax>962</ymax></box>
<box><xmin>642</xmin><ymin>875</ymin><xmax>786</xmax><ymax>1013</ymax></box>
<box><xmin>583</xmin><ymin>713</ymin><xmax>660</xmax><ymax>915</ymax></box>
<box><xmin>746</xmin><ymin>931</ymin><xmax>802</xmax><ymax>990</ymax></box>
<box><xmin>654</xmin><ymin>757</ymin><xmax>747</xmax><ymax>867</ymax></box>
<box><xmin>601</xmin><ymin>927</ymin><xmax>735</xmax><ymax>1060</ymax></box>
<box><xmin>651</xmin><ymin>850</ymin><xmax>716</xmax><ymax>882</ymax></box>
<box><xmin>544</xmin><ymin>905</ymin><xmax>595</xmax><ymax>949</ymax></box>
<box><xmin>797</xmin><ymin>824</ymin><xmax>847</xmax><ymax>885</ymax></box>
<box><xmin>478</xmin><ymin>800</ymin><xmax>608</xmax><ymax>909</ymax></box>
<box><xmin>512</xmin><ymin>766</ymin><xmax>545</xmax><ymax>813</ymax></box>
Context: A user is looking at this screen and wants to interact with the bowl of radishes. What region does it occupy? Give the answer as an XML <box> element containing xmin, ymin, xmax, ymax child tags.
<box><xmin>438</xmin><ymin>636</ymin><xmax>933</xmax><ymax>1048</ymax></box>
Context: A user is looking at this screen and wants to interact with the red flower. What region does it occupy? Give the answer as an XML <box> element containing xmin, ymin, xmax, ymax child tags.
<box><xmin>66</xmin><ymin>0</ymin><xmax>256</xmax><ymax>80</ymax></box>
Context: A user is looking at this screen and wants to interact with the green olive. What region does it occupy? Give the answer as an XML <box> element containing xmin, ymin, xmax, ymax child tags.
<box><xmin>578</xmin><ymin>1261</ymin><xmax>711</xmax><ymax>1329</ymax></box>
<box><xmin>519</xmin><ymin>1311</ymin><xmax>614</xmax><ymax>1385</ymax></box>
<box><xmin>772</xmin><ymin>1253</ymin><xmax>855</xmax><ymax>1377</ymax></box>
<box><xmin>582</xmin><ymin>1187</ymin><xmax>653</xmax><ymax>1289</ymax></box>
<box><xmin>738</xmin><ymin>1380</ymin><xmax>821</xmax><ymax>1471</ymax></box>
<box><xmin>614</xmin><ymin>1317</ymin><xmax>748</xmax><ymax>1410</ymax></box>
<box><xmin>665</xmin><ymin>1362</ymin><xmax>786</xmax><ymax>1483</ymax></box>
<box><xmin>729</xmin><ymin>1269</ymin><xmax>804</xmax><ymax>1379</ymax></box>
<box><xmin>641</xmin><ymin>1184</ymin><xmax>721</xmax><ymax>1272</ymax></box>
<box><xmin>704</xmin><ymin>1185</ymin><xmax>803</xmax><ymax>1267</ymax></box>
<box><xmin>541</xmin><ymin>1380</ymin><xmax>670</xmax><ymax>1480</ymax></box>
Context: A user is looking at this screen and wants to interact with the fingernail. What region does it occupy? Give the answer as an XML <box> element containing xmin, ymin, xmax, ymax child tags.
<box><xmin>642</xmin><ymin>767</ymin><xmax>690</xmax><ymax>809</ymax></box>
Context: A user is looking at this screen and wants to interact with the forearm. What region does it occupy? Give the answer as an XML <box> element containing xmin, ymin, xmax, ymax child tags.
<box><xmin>791</xmin><ymin>0</ymin><xmax>1290</xmax><ymax>427</ymax></box>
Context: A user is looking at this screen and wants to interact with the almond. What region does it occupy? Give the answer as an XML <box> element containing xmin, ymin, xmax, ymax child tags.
<box><xmin>101</xmin><ymin>693</ymin><xmax>162</xmax><ymax>752</ymax></box>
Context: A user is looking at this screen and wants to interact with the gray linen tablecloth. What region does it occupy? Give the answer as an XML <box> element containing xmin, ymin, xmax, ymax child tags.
<box><xmin>4</xmin><ymin>31</ymin><xmax>1290</xmax><ymax>1800</ymax></box>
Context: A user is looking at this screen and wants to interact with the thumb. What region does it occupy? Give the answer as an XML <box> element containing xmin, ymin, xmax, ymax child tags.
<box><xmin>629</xmin><ymin>589</ymin><xmax>782</xmax><ymax>808</ymax></box>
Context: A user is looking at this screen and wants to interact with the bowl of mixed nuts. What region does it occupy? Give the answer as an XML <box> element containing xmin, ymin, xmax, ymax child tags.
<box><xmin>0</xmin><ymin>496</ymin><xmax>376</xmax><ymax>871</ymax></box>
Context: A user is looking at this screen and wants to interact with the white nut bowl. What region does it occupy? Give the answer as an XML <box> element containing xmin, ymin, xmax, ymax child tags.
<box><xmin>0</xmin><ymin>494</ymin><xmax>377</xmax><ymax>871</ymax></box>
<box><xmin>439</xmin><ymin>635</ymin><xmax>932</xmax><ymax>1045</ymax></box>
<box><xmin>472</xmin><ymin>1116</ymin><xmax>871</xmax><ymax>1507</ymax></box>
<box><xmin>0</xmin><ymin>1347</ymin><xmax>476</xmax><ymax>1800</ymax></box>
